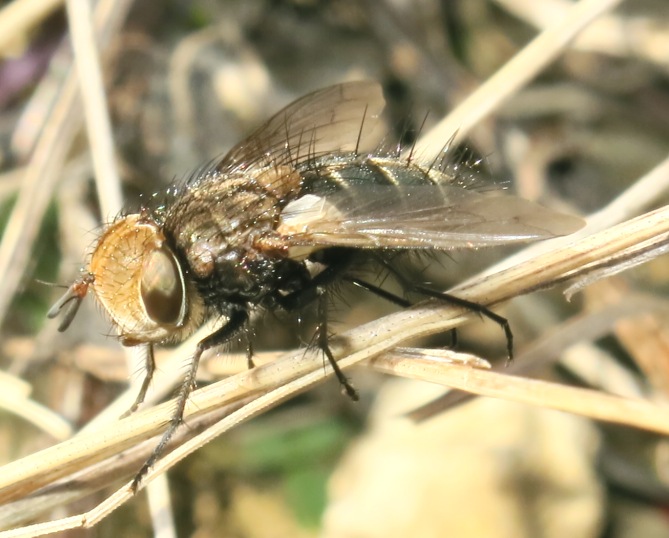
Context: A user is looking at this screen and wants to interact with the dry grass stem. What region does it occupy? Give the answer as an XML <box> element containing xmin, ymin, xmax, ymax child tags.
<box><xmin>0</xmin><ymin>0</ymin><xmax>133</xmax><ymax>327</ymax></box>
<box><xmin>496</xmin><ymin>0</ymin><xmax>669</xmax><ymax>67</ymax></box>
<box><xmin>145</xmin><ymin>473</ymin><xmax>176</xmax><ymax>538</ymax></box>
<box><xmin>0</xmin><ymin>0</ymin><xmax>63</xmax><ymax>53</ymax></box>
<box><xmin>65</xmin><ymin>0</ymin><xmax>122</xmax><ymax>217</ymax></box>
<box><xmin>412</xmin><ymin>0</ymin><xmax>623</xmax><ymax>157</ymax></box>
<box><xmin>0</xmin><ymin>70</ymin><xmax>80</xmax><ymax>328</ymax></box>
<box><xmin>366</xmin><ymin>354</ymin><xmax>669</xmax><ymax>434</ymax></box>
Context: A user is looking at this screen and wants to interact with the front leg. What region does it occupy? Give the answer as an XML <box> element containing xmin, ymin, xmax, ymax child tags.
<box><xmin>131</xmin><ymin>309</ymin><xmax>248</xmax><ymax>492</ymax></box>
<box><xmin>122</xmin><ymin>343</ymin><xmax>156</xmax><ymax>418</ymax></box>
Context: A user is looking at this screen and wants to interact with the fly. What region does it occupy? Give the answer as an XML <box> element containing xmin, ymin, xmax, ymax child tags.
<box><xmin>47</xmin><ymin>81</ymin><xmax>584</xmax><ymax>490</ymax></box>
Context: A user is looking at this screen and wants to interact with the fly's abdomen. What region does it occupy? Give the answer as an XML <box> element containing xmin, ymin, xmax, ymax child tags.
<box><xmin>297</xmin><ymin>153</ymin><xmax>462</xmax><ymax>196</ymax></box>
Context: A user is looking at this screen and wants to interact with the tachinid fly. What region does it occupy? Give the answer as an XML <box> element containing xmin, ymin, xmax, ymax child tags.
<box><xmin>48</xmin><ymin>81</ymin><xmax>584</xmax><ymax>489</ymax></box>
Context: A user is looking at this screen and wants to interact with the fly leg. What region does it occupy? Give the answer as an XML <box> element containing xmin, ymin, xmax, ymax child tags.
<box><xmin>376</xmin><ymin>259</ymin><xmax>512</xmax><ymax>361</ymax></box>
<box><xmin>343</xmin><ymin>276</ymin><xmax>458</xmax><ymax>349</ymax></box>
<box><xmin>315</xmin><ymin>290</ymin><xmax>358</xmax><ymax>400</ymax></box>
<box><xmin>344</xmin><ymin>277</ymin><xmax>411</xmax><ymax>308</ymax></box>
<box><xmin>409</xmin><ymin>284</ymin><xmax>513</xmax><ymax>362</ymax></box>
<box><xmin>275</xmin><ymin>263</ymin><xmax>358</xmax><ymax>401</ymax></box>
<box><xmin>122</xmin><ymin>344</ymin><xmax>156</xmax><ymax>418</ymax></box>
<box><xmin>131</xmin><ymin>309</ymin><xmax>248</xmax><ymax>492</ymax></box>
<box><xmin>245</xmin><ymin>317</ymin><xmax>255</xmax><ymax>369</ymax></box>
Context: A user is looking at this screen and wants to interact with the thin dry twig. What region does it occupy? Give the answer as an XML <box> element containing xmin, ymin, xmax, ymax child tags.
<box><xmin>145</xmin><ymin>473</ymin><xmax>176</xmax><ymax>538</ymax></box>
<box><xmin>65</xmin><ymin>0</ymin><xmax>123</xmax><ymax>218</ymax></box>
<box><xmin>0</xmin><ymin>0</ymin><xmax>133</xmax><ymax>328</ymax></box>
<box><xmin>495</xmin><ymin>0</ymin><xmax>669</xmax><ymax>68</ymax></box>
<box><xmin>366</xmin><ymin>355</ymin><xmax>667</xmax><ymax>432</ymax></box>
<box><xmin>0</xmin><ymin>0</ymin><xmax>63</xmax><ymax>54</ymax></box>
<box><xmin>63</xmin><ymin>2</ymin><xmax>175</xmax><ymax>533</ymax></box>
<box><xmin>412</xmin><ymin>0</ymin><xmax>623</xmax><ymax>157</ymax></box>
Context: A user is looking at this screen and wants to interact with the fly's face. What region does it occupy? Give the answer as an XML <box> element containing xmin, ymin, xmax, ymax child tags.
<box><xmin>49</xmin><ymin>213</ymin><xmax>206</xmax><ymax>346</ymax></box>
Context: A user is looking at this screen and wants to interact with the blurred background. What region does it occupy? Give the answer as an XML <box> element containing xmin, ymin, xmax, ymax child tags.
<box><xmin>1</xmin><ymin>0</ymin><xmax>669</xmax><ymax>536</ymax></box>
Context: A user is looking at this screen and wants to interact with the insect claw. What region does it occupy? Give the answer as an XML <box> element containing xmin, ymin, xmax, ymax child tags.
<box><xmin>341</xmin><ymin>380</ymin><xmax>359</xmax><ymax>401</ymax></box>
<box><xmin>130</xmin><ymin>466</ymin><xmax>148</xmax><ymax>494</ymax></box>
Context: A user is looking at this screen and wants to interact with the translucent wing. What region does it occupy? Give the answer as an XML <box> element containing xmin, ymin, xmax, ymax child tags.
<box><xmin>278</xmin><ymin>184</ymin><xmax>584</xmax><ymax>250</ymax></box>
<box><xmin>207</xmin><ymin>81</ymin><xmax>386</xmax><ymax>182</ymax></box>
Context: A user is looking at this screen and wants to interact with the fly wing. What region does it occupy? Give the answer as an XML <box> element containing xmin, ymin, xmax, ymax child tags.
<box><xmin>278</xmin><ymin>184</ymin><xmax>584</xmax><ymax>250</ymax></box>
<box><xmin>212</xmin><ymin>81</ymin><xmax>386</xmax><ymax>180</ymax></box>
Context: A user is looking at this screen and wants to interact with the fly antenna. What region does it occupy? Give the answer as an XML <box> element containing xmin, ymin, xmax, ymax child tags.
<box><xmin>36</xmin><ymin>279</ymin><xmax>67</xmax><ymax>289</ymax></box>
<box><xmin>46</xmin><ymin>273</ymin><xmax>94</xmax><ymax>332</ymax></box>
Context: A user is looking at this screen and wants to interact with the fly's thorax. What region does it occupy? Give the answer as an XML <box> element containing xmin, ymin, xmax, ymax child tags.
<box><xmin>88</xmin><ymin>213</ymin><xmax>206</xmax><ymax>345</ymax></box>
<box><xmin>252</xmin><ymin>164</ymin><xmax>302</xmax><ymax>201</ymax></box>
<box><xmin>164</xmin><ymin>175</ymin><xmax>289</xmax><ymax>288</ymax></box>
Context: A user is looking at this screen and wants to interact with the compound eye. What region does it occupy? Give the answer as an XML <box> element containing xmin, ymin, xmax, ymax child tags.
<box><xmin>140</xmin><ymin>247</ymin><xmax>185</xmax><ymax>326</ymax></box>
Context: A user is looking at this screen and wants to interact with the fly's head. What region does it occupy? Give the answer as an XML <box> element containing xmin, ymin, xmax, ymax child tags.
<box><xmin>48</xmin><ymin>212</ymin><xmax>206</xmax><ymax>346</ymax></box>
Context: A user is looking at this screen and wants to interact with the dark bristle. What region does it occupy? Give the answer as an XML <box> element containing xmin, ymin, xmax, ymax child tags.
<box><xmin>354</xmin><ymin>104</ymin><xmax>369</xmax><ymax>156</ymax></box>
<box><xmin>406</xmin><ymin>111</ymin><xmax>430</xmax><ymax>166</ymax></box>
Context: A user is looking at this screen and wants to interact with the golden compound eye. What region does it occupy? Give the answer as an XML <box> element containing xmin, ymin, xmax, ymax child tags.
<box><xmin>140</xmin><ymin>247</ymin><xmax>185</xmax><ymax>326</ymax></box>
